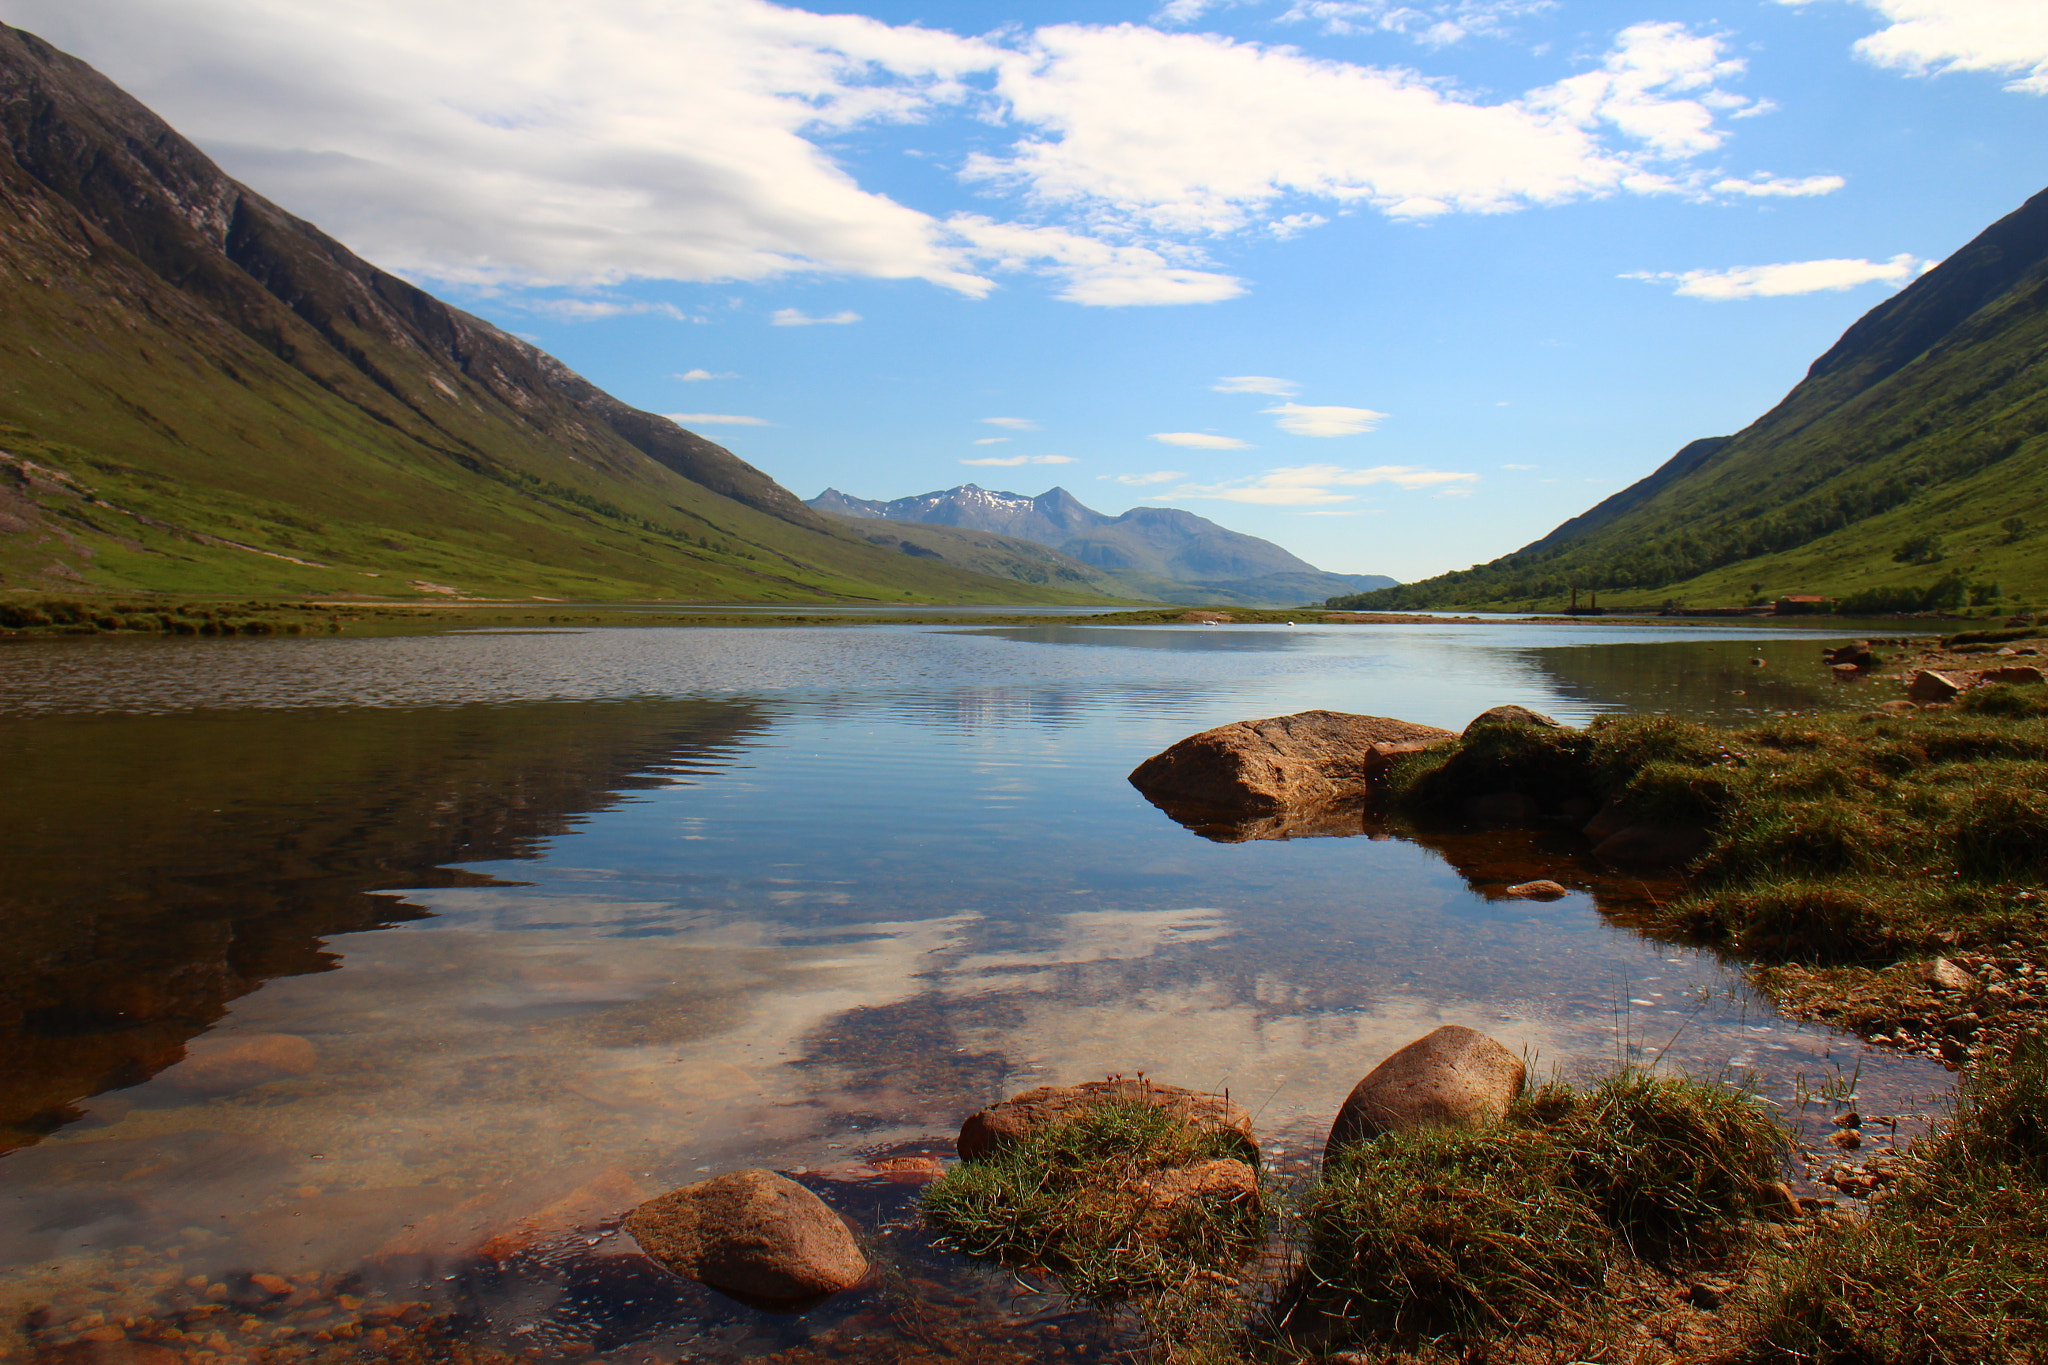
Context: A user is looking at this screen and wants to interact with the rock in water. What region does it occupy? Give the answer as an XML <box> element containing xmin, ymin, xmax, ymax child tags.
<box><xmin>958</xmin><ymin>1078</ymin><xmax>1258</xmax><ymax>1162</ymax></box>
<box><xmin>1128</xmin><ymin>710</ymin><xmax>1454</xmax><ymax>813</ymax></box>
<box><xmin>1324</xmin><ymin>1026</ymin><xmax>1525</xmax><ymax>1163</ymax></box>
<box><xmin>624</xmin><ymin>1169</ymin><xmax>867</xmax><ymax>1302</ymax></box>
<box><xmin>1502</xmin><ymin>880</ymin><xmax>1569</xmax><ymax>899</ymax></box>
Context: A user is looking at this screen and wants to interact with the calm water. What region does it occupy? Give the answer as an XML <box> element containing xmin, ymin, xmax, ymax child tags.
<box><xmin>0</xmin><ymin>621</ymin><xmax>1950</xmax><ymax>1362</ymax></box>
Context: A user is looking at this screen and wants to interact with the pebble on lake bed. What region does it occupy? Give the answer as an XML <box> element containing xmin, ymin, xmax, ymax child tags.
<box><xmin>1502</xmin><ymin>880</ymin><xmax>1569</xmax><ymax>900</ymax></box>
<box><xmin>624</xmin><ymin>1168</ymin><xmax>869</xmax><ymax>1302</ymax></box>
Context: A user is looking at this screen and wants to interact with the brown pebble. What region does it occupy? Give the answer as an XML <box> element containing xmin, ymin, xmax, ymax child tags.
<box><xmin>248</xmin><ymin>1274</ymin><xmax>292</xmax><ymax>1297</ymax></box>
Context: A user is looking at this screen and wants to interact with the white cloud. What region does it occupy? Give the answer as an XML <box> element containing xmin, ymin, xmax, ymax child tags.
<box><xmin>1263</xmin><ymin>402</ymin><xmax>1388</xmax><ymax>436</ymax></box>
<box><xmin>1212</xmin><ymin>375</ymin><xmax>1300</xmax><ymax>396</ymax></box>
<box><xmin>981</xmin><ymin>417</ymin><xmax>1041</xmax><ymax>431</ymax></box>
<box><xmin>1167</xmin><ymin>462</ymin><xmax>1477</xmax><ymax>504</ymax></box>
<box><xmin>1104</xmin><ymin>470</ymin><xmax>1189</xmax><ymax>484</ymax></box>
<box><xmin>962</xmin><ymin>454</ymin><xmax>1078</xmax><ymax>466</ymax></box>
<box><xmin>665</xmin><ymin>412</ymin><xmax>774</xmax><ymax>426</ymax></box>
<box><xmin>970</xmin><ymin>21</ymin><xmax>1773</xmax><ymax>238</ymax></box>
<box><xmin>972</xmin><ymin>436</ymin><xmax>1012</xmax><ymax>445</ymax></box>
<box><xmin>526</xmin><ymin>298</ymin><xmax>695</xmax><ymax>321</ymax></box>
<box><xmin>1712</xmin><ymin>173</ymin><xmax>1846</xmax><ymax>197</ymax></box>
<box><xmin>771</xmin><ymin>308</ymin><xmax>862</xmax><ymax>326</ymax></box>
<box><xmin>14</xmin><ymin>2</ymin><xmax>1809</xmax><ymax>310</ymax></box>
<box><xmin>676</xmin><ymin>368</ymin><xmax>739</xmax><ymax>381</ymax></box>
<box><xmin>1280</xmin><ymin>0</ymin><xmax>1556</xmax><ymax>45</ymax></box>
<box><xmin>1500</xmin><ymin>462</ymin><xmax>1538</xmax><ymax>469</ymax></box>
<box><xmin>1150</xmin><ymin>431</ymin><xmax>1254</xmax><ymax>449</ymax></box>
<box><xmin>1625</xmin><ymin>252</ymin><xmax>1929</xmax><ymax>299</ymax></box>
<box><xmin>1825</xmin><ymin>0</ymin><xmax>2048</xmax><ymax>95</ymax></box>
<box><xmin>945</xmin><ymin>215</ymin><xmax>1245</xmax><ymax>305</ymax></box>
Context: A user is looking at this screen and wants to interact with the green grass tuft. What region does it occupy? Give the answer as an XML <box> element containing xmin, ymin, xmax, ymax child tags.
<box><xmin>1748</xmin><ymin>1035</ymin><xmax>2048</xmax><ymax>1364</ymax></box>
<box><xmin>921</xmin><ymin>1100</ymin><xmax>1261</xmax><ymax>1301</ymax></box>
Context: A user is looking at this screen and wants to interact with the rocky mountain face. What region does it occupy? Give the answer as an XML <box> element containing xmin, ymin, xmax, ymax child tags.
<box><xmin>1338</xmin><ymin>184</ymin><xmax>2048</xmax><ymax>612</ymax></box>
<box><xmin>0</xmin><ymin>23</ymin><xmax>1109</xmax><ymax>603</ymax></box>
<box><xmin>811</xmin><ymin>485</ymin><xmax>1396</xmax><ymax>605</ymax></box>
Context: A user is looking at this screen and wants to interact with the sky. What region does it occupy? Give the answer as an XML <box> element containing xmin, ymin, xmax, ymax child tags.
<box><xmin>6</xmin><ymin>0</ymin><xmax>2047</xmax><ymax>580</ymax></box>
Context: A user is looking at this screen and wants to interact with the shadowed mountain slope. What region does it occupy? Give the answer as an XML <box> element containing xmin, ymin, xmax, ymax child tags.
<box><xmin>0</xmin><ymin>23</ymin><xmax>1114</xmax><ymax>603</ymax></box>
<box><xmin>1334</xmin><ymin>186</ymin><xmax>2048</xmax><ymax>612</ymax></box>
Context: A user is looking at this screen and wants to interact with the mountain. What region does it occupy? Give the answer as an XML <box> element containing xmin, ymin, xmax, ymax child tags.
<box><xmin>810</xmin><ymin>484</ymin><xmax>1396</xmax><ymax>605</ymax></box>
<box><xmin>1334</xmin><ymin>186</ymin><xmax>2048</xmax><ymax>613</ymax></box>
<box><xmin>0</xmin><ymin>24</ymin><xmax>1118</xmax><ymax>604</ymax></box>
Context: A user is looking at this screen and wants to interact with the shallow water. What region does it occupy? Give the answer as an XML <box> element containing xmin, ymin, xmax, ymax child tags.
<box><xmin>0</xmin><ymin>622</ymin><xmax>1951</xmax><ymax>1361</ymax></box>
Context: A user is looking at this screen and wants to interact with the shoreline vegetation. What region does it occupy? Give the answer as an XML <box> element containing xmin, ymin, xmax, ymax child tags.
<box><xmin>919</xmin><ymin>693</ymin><xmax>2048</xmax><ymax>1362</ymax></box>
<box><xmin>0</xmin><ymin>593</ymin><xmax>2025</xmax><ymax>640</ymax></box>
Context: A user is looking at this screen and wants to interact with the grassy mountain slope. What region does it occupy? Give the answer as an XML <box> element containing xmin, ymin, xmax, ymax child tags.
<box><xmin>0</xmin><ymin>23</ymin><xmax>1113</xmax><ymax>604</ymax></box>
<box><xmin>1335</xmin><ymin>186</ymin><xmax>2048</xmax><ymax>613</ymax></box>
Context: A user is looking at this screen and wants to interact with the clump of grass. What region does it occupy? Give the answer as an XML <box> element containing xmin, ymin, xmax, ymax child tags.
<box><xmin>1386</xmin><ymin>716</ymin><xmax>1599</xmax><ymax>818</ymax></box>
<box><xmin>1295</xmin><ymin>1066</ymin><xmax>1789</xmax><ymax>1351</ymax></box>
<box><xmin>1299</xmin><ymin>1125</ymin><xmax>1608</xmax><ymax>1339</ymax></box>
<box><xmin>1382</xmin><ymin>701</ymin><xmax>2048</xmax><ymax>963</ymax></box>
<box><xmin>1534</xmin><ymin>1067</ymin><xmax>1790</xmax><ymax>1261</ymax></box>
<box><xmin>1747</xmin><ymin>1034</ymin><xmax>2048</xmax><ymax>1363</ymax></box>
<box><xmin>921</xmin><ymin>1100</ymin><xmax>1261</xmax><ymax>1300</ymax></box>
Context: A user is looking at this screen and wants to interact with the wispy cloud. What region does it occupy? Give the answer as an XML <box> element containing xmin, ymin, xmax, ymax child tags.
<box><xmin>1625</xmin><ymin>252</ymin><xmax>1931</xmax><ymax>299</ymax></box>
<box><xmin>1501</xmin><ymin>462</ymin><xmax>1538</xmax><ymax>470</ymax></box>
<box><xmin>1167</xmin><ymin>463</ymin><xmax>1477</xmax><ymax>504</ymax></box>
<box><xmin>981</xmin><ymin>416</ymin><xmax>1041</xmax><ymax>430</ymax></box>
<box><xmin>1711</xmin><ymin>174</ymin><xmax>1845</xmax><ymax>197</ymax></box>
<box><xmin>1103</xmin><ymin>470</ymin><xmax>1188</xmax><ymax>485</ymax></box>
<box><xmin>771</xmin><ymin>308</ymin><xmax>862</xmax><ymax>326</ymax></box>
<box><xmin>528</xmin><ymin>298</ymin><xmax>695</xmax><ymax>321</ymax></box>
<box><xmin>675</xmin><ymin>368</ymin><xmax>738</xmax><ymax>381</ymax></box>
<box><xmin>1212</xmin><ymin>375</ymin><xmax>1300</xmax><ymax>396</ymax></box>
<box><xmin>665</xmin><ymin>412</ymin><xmax>773</xmax><ymax>426</ymax></box>
<box><xmin>1150</xmin><ymin>431</ymin><xmax>1254</xmax><ymax>449</ymax></box>
<box><xmin>963</xmin><ymin>454</ymin><xmax>1078</xmax><ymax>466</ymax></box>
<box><xmin>972</xmin><ymin>437</ymin><xmax>1011</xmax><ymax>445</ymax></box>
<box><xmin>1263</xmin><ymin>402</ymin><xmax>1388</xmax><ymax>436</ymax></box>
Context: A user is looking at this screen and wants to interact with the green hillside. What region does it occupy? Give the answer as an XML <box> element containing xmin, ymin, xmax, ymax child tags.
<box><xmin>0</xmin><ymin>24</ymin><xmax>1120</xmax><ymax>605</ymax></box>
<box><xmin>1335</xmin><ymin>186</ymin><xmax>2048</xmax><ymax>615</ymax></box>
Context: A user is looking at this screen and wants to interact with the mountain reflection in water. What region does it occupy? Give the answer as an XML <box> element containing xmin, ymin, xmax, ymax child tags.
<box><xmin>0</xmin><ymin>624</ymin><xmax>1951</xmax><ymax>1363</ymax></box>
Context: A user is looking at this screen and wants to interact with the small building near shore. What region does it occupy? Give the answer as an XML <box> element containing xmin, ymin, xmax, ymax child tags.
<box><xmin>1772</xmin><ymin>594</ymin><xmax>1834</xmax><ymax>615</ymax></box>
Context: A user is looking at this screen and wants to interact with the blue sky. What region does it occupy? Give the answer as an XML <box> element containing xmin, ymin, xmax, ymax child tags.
<box><xmin>10</xmin><ymin>0</ymin><xmax>2048</xmax><ymax>580</ymax></box>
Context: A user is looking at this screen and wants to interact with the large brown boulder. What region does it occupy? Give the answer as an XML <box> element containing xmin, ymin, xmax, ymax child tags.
<box><xmin>624</xmin><ymin>1169</ymin><xmax>867</xmax><ymax>1302</ymax></box>
<box><xmin>1324</xmin><ymin>1026</ymin><xmax>1526</xmax><ymax>1163</ymax></box>
<box><xmin>1128</xmin><ymin>710</ymin><xmax>1454</xmax><ymax>813</ymax></box>
<box><xmin>958</xmin><ymin>1078</ymin><xmax>1258</xmax><ymax>1162</ymax></box>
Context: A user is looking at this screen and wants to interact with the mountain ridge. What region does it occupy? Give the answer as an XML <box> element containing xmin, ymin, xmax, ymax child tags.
<box><xmin>810</xmin><ymin>483</ymin><xmax>1396</xmax><ymax>605</ymax></box>
<box><xmin>0</xmin><ymin>22</ymin><xmax>1116</xmax><ymax>604</ymax></box>
<box><xmin>1333</xmin><ymin>184</ymin><xmax>2048</xmax><ymax>613</ymax></box>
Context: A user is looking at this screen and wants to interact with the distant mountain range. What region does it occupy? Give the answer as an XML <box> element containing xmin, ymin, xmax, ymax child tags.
<box><xmin>811</xmin><ymin>484</ymin><xmax>1396</xmax><ymax>606</ymax></box>
<box><xmin>0</xmin><ymin>23</ymin><xmax>1121</xmax><ymax>605</ymax></box>
<box><xmin>1338</xmin><ymin>184</ymin><xmax>2048</xmax><ymax>613</ymax></box>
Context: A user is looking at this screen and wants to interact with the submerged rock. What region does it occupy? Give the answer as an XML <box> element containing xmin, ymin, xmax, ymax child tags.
<box><xmin>1325</xmin><ymin>1026</ymin><xmax>1526</xmax><ymax>1162</ymax></box>
<box><xmin>624</xmin><ymin>1169</ymin><xmax>867</xmax><ymax>1302</ymax></box>
<box><xmin>1502</xmin><ymin>879</ymin><xmax>1568</xmax><ymax>899</ymax></box>
<box><xmin>160</xmin><ymin>1033</ymin><xmax>316</xmax><ymax>1095</ymax></box>
<box><xmin>1128</xmin><ymin>710</ymin><xmax>1454</xmax><ymax>814</ymax></box>
<box><xmin>958</xmin><ymin>1078</ymin><xmax>1258</xmax><ymax>1162</ymax></box>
